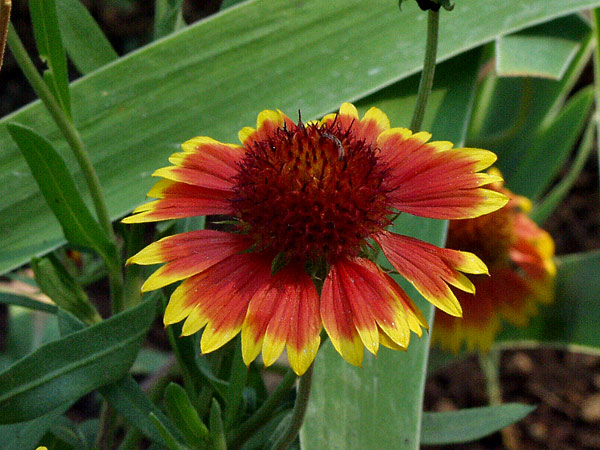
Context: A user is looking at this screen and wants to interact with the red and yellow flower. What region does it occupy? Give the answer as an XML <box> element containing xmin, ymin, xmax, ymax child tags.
<box><xmin>123</xmin><ymin>103</ymin><xmax>507</xmax><ymax>375</ymax></box>
<box><xmin>432</xmin><ymin>171</ymin><xmax>556</xmax><ymax>353</ymax></box>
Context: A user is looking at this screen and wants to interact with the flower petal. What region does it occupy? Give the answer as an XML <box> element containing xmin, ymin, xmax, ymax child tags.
<box><xmin>241</xmin><ymin>264</ymin><xmax>320</xmax><ymax>375</ymax></box>
<box><xmin>121</xmin><ymin>179</ymin><xmax>233</xmax><ymax>223</ymax></box>
<box><xmin>376</xmin><ymin>231</ymin><xmax>488</xmax><ymax>316</ymax></box>
<box><xmin>239</xmin><ymin>109</ymin><xmax>288</xmax><ymax>146</ymax></box>
<box><xmin>163</xmin><ymin>252</ymin><xmax>272</xmax><ymax>355</ymax></box>
<box><xmin>378</xmin><ymin>128</ymin><xmax>507</xmax><ymax>219</ymax></box>
<box><xmin>127</xmin><ymin>230</ymin><xmax>252</xmax><ymax>291</ymax></box>
<box><xmin>354</xmin><ymin>106</ymin><xmax>390</xmax><ymax>144</ymax></box>
<box><xmin>334</xmin><ymin>257</ymin><xmax>426</xmax><ymax>351</ymax></box>
<box><xmin>320</xmin><ymin>102</ymin><xmax>360</xmax><ymax>135</ymax></box>
<box><xmin>321</xmin><ymin>262</ymin><xmax>364</xmax><ymax>366</ymax></box>
<box><xmin>151</xmin><ymin>137</ymin><xmax>243</xmax><ymax>192</ymax></box>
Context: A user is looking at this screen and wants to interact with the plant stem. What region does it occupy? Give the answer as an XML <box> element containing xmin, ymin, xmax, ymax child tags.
<box><xmin>270</xmin><ymin>363</ymin><xmax>314</xmax><ymax>450</ymax></box>
<box><xmin>227</xmin><ymin>368</ymin><xmax>298</xmax><ymax>449</ymax></box>
<box><xmin>410</xmin><ymin>9</ymin><xmax>439</xmax><ymax>132</ymax></box>
<box><xmin>7</xmin><ymin>23</ymin><xmax>124</xmax><ymax>313</ymax></box>
<box><xmin>479</xmin><ymin>349</ymin><xmax>519</xmax><ymax>449</ymax></box>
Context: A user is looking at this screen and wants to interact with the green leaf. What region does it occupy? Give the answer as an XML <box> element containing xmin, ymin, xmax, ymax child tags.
<box><xmin>150</xmin><ymin>413</ymin><xmax>191</xmax><ymax>450</ymax></box>
<box><xmin>468</xmin><ymin>15</ymin><xmax>593</xmax><ymax>198</ymax></box>
<box><xmin>0</xmin><ymin>404</ymin><xmax>71</xmax><ymax>450</ymax></box>
<box><xmin>131</xmin><ymin>347</ymin><xmax>172</xmax><ymax>374</ymax></box>
<box><xmin>0</xmin><ymin>291</ymin><xmax>58</xmax><ymax>314</ymax></box>
<box><xmin>421</xmin><ymin>403</ymin><xmax>536</xmax><ymax>445</ymax></box>
<box><xmin>164</xmin><ymin>382</ymin><xmax>209</xmax><ymax>447</ymax></box>
<box><xmin>101</xmin><ymin>375</ymin><xmax>183</xmax><ymax>447</ymax></box>
<box><xmin>2</xmin><ymin>0</ymin><xmax>600</xmax><ymax>275</ymax></box>
<box><xmin>496</xmin><ymin>16</ymin><xmax>586</xmax><ymax>79</ymax></box>
<box><xmin>209</xmin><ymin>399</ymin><xmax>227</xmax><ymax>450</ymax></box>
<box><xmin>498</xmin><ymin>250</ymin><xmax>600</xmax><ymax>351</ymax></box>
<box><xmin>32</xmin><ymin>255</ymin><xmax>101</xmax><ymax>324</ymax></box>
<box><xmin>154</xmin><ymin>0</ymin><xmax>185</xmax><ymax>39</ymax></box>
<box><xmin>301</xmin><ymin>48</ymin><xmax>480</xmax><ymax>450</ymax></box>
<box><xmin>28</xmin><ymin>0</ymin><xmax>71</xmax><ymax>116</ymax></box>
<box><xmin>0</xmin><ymin>296</ymin><xmax>156</xmax><ymax>423</ymax></box>
<box><xmin>531</xmin><ymin>118</ymin><xmax>596</xmax><ymax>223</ymax></box>
<box><xmin>6</xmin><ymin>123</ymin><xmax>116</xmax><ymax>262</ymax></box>
<box><xmin>55</xmin><ymin>0</ymin><xmax>119</xmax><ymax>74</ymax></box>
<box><xmin>509</xmin><ymin>86</ymin><xmax>594</xmax><ymax>200</ymax></box>
<box><xmin>224</xmin><ymin>340</ymin><xmax>248</xmax><ymax>429</ymax></box>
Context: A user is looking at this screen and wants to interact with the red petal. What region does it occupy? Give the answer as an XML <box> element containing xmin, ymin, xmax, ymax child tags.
<box><xmin>376</xmin><ymin>232</ymin><xmax>487</xmax><ymax>316</ymax></box>
<box><xmin>164</xmin><ymin>252</ymin><xmax>272</xmax><ymax>353</ymax></box>
<box><xmin>128</xmin><ymin>230</ymin><xmax>252</xmax><ymax>291</ymax></box>
<box><xmin>242</xmin><ymin>264</ymin><xmax>320</xmax><ymax>375</ymax></box>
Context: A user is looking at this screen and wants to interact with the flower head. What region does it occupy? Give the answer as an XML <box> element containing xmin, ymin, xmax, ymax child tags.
<box><xmin>123</xmin><ymin>103</ymin><xmax>507</xmax><ymax>375</ymax></box>
<box><xmin>432</xmin><ymin>171</ymin><xmax>556</xmax><ymax>353</ymax></box>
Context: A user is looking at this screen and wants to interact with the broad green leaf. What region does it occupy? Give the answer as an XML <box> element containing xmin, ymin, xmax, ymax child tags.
<box><xmin>164</xmin><ymin>382</ymin><xmax>209</xmax><ymax>448</ymax></box>
<box><xmin>28</xmin><ymin>0</ymin><xmax>71</xmax><ymax>115</ymax></box>
<box><xmin>531</xmin><ymin>119</ymin><xmax>596</xmax><ymax>223</ymax></box>
<box><xmin>0</xmin><ymin>291</ymin><xmax>58</xmax><ymax>314</ymax></box>
<box><xmin>301</xmin><ymin>49</ymin><xmax>480</xmax><ymax>450</ymax></box>
<box><xmin>1</xmin><ymin>404</ymin><xmax>71</xmax><ymax>450</ymax></box>
<box><xmin>498</xmin><ymin>250</ymin><xmax>600</xmax><ymax>352</ymax></box>
<box><xmin>0</xmin><ymin>296</ymin><xmax>156</xmax><ymax>423</ymax></box>
<box><xmin>2</xmin><ymin>0</ymin><xmax>600</xmax><ymax>275</ymax></box>
<box><xmin>101</xmin><ymin>375</ymin><xmax>182</xmax><ymax>447</ymax></box>
<box><xmin>421</xmin><ymin>403</ymin><xmax>535</xmax><ymax>445</ymax></box>
<box><xmin>55</xmin><ymin>0</ymin><xmax>119</xmax><ymax>74</ymax></box>
<box><xmin>468</xmin><ymin>15</ymin><xmax>593</xmax><ymax>198</ymax></box>
<box><xmin>509</xmin><ymin>86</ymin><xmax>594</xmax><ymax>199</ymax></box>
<box><xmin>496</xmin><ymin>16</ymin><xmax>585</xmax><ymax>79</ymax></box>
<box><xmin>6</xmin><ymin>124</ymin><xmax>116</xmax><ymax>262</ymax></box>
<box><xmin>154</xmin><ymin>0</ymin><xmax>185</xmax><ymax>39</ymax></box>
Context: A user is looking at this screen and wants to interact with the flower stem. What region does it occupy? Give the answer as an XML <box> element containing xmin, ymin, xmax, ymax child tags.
<box><xmin>410</xmin><ymin>9</ymin><xmax>439</xmax><ymax>132</ymax></box>
<box><xmin>227</xmin><ymin>368</ymin><xmax>298</xmax><ymax>449</ymax></box>
<box><xmin>270</xmin><ymin>363</ymin><xmax>314</xmax><ymax>450</ymax></box>
<box><xmin>479</xmin><ymin>349</ymin><xmax>519</xmax><ymax>449</ymax></box>
<box><xmin>7</xmin><ymin>23</ymin><xmax>124</xmax><ymax>313</ymax></box>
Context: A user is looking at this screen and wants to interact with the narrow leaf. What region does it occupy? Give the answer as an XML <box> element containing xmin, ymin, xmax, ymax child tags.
<box><xmin>32</xmin><ymin>255</ymin><xmax>101</xmax><ymax>324</ymax></box>
<box><xmin>28</xmin><ymin>0</ymin><xmax>71</xmax><ymax>115</ymax></box>
<box><xmin>0</xmin><ymin>291</ymin><xmax>57</xmax><ymax>314</ymax></box>
<box><xmin>55</xmin><ymin>0</ymin><xmax>118</xmax><ymax>74</ymax></box>
<box><xmin>154</xmin><ymin>0</ymin><xmax>185</xmax><ymax>39</ymax></box>
<box><xmin>421</xmin><ymin>403</ymin><xmax>535</xmax><ymax>445</ymax></box>
<box><xmin>509</xmin><ymin>86</ymin><xmax>594</xmax><ymax>199</ymax></box>
<box><xmin>209</xmin><ymin>400</ymin><xmax>227</xmax><ymax>450</ymax></box>
<box><xmin>0</xmin><ymin>296</ymin><xmax>156</xmax><ymax>423</ymax></box>
<box><xmin>531</xmin><ymin>118</ymin><xmax>596</xmax><ymax>223</ymax></box>
<box><xmin>164</xmin><ymin>382</ymin><xmax>209</xmax><ymax>447</ymax></box>
<box><xmin>100</xmin><ymin>375</ymin><xmax>182</xmax><ymax>447</ymax></box>
<box><xmin>7</xmin><ymin>123</ymin><xmax>115</xmax><ymax>260</ymax></box>
<box><xmin>150</xmin><ymin>413</ymin><xmax>190</xmax><ymax>450</ymax></box>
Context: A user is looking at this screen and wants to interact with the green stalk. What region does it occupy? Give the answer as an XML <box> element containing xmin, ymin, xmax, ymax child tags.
<box><xmin>592</xmin><ymin>8</ymin><xmax>600</xmax><ymax>171</ymax></box>
<box><xmin>479</xmin><ymin>349</ymin><xmax>519</xmax><ymax>449</ymax></box>
<box><xmin>7</xmin><ymin>23</ymin><xmax>124</xmax><ymax>313</ymax></box>
<box><xmin>270</xmin><ymin>363</ymin><xmax>314</xmax><ymax>450</ymax></box>
<box><xmin>410</xmin><ymin>9</ymin><xmax>439</xmax><ymax>131</ymax></box>
<box><xmin>227</xmin><ymin>368</ymin><xmax>298</xmax><ymax>449</ymax></box>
